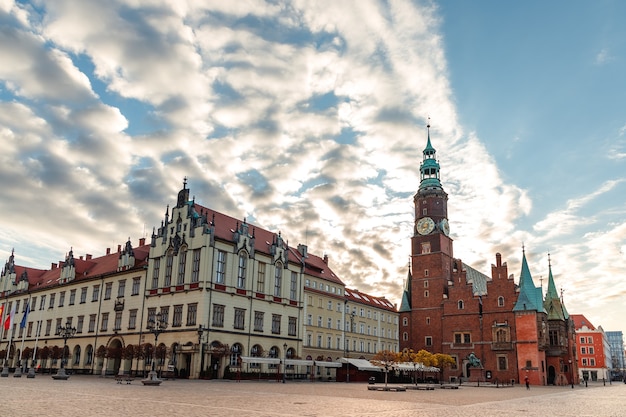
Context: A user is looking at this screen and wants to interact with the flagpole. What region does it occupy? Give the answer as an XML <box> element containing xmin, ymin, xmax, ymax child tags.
<box><xmin>28</xmin><ymin>301</ymin><xmax>44</xmax><ymax>378</ymax></box>
<box><xmin>14</xmin><ymin>296</ymin><xmax>31</xmax><ymax>377</ymax></box>
<box><xmin>1</xmin><ymin>302</ymin><xmax>16</xmax><ymax>377</ymax></box>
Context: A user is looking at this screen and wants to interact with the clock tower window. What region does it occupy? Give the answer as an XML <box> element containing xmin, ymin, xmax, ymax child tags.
<box><xmin>422</xmin><ymin>208</ymin><xmax>427</xmax><ymax>215</ymax></box>
<box><xmin>421</xmin><ymin>242</ymin><xmax>431</xmax><ymax>254</ymax></box>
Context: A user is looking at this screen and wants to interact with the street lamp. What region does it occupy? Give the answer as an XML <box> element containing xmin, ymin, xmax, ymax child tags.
<box><xmin>197</xmin><ymin>325</ymin><xmax>207</xmax><ymax>379</ymax></box>
<box><xmin>569</xmin><ymin>359</ymin><xmax>574</xmax><ymax>389</ymax></box>
<box><xmin>345</xmin><ymin>311</ymin><xmax>355</xmax><ymax>383</ymax></box>
<box><xmin>142</xmin><ymin>312</ymin><xmax>167</xmax><ymax>386</ymax></box>
<box><xmin>51</xmin><ymin>320</ymin><xmax>76</xmax><ymax>380</ymax></box>
<box><xmin>282</xmin><ymin>343</ymin><xmax>287</xmax><ymax>384</ymax></box>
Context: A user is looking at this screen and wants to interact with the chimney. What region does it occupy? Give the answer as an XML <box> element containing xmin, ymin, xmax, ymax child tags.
<box><xmin>51</xmin><ymin>263</ymin><xmax>57</xmax><ymax>269</ymax></box>
<box><xmin>323</xmin><ymin>254</ymin><xmax>328</xmax><ymax>265</ymax></box>
<box><xmin>106</xmin><ymin>248</ymin><xmax>111</xmax><ymax>255</ymax></box>
<box><xmin>117</xmin><ymin>244</ymin><xmax>121</xmax><ymax>253</ymax></box>
<box><xmin>139</xmin><ymin>238</ymin><xmax>146</xmax><ymax>246</ymax></box>
<box><xmin>79</xmin><ymin>256</ymin><xmax>83</xmax><ymax>260</ymax></box>
<box><xmin>86</xmin><ymin>254</ymin><xmax>92</xmax><ymax>260</ymax></box>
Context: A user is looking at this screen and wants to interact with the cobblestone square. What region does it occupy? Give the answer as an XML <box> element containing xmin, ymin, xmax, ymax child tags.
<box><xmin>1</xmin><ymin>376</ymin><xmax>625</xmax><ymax>417</ymax></box>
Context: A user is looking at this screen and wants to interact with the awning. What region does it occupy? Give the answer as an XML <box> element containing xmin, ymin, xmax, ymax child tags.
<box><xmin>395</xmin><ymin>362</ymin><xmax>440</xmax><ymax>372</ymax></box>
<box><xmin>314</xmin><ymin>361</ymin><xmax>342</xmax><ymax>368</ymax></box>
<box><xmin>285</xmin><ymin>359</ymin><xmax>314</xmax><ymax>366</ymax></box>
<box><xmin>341</xmin><ymin>358</ymin><xmax>382</xmax><ymax>372</ymax></box>
<box><xmin>240</xmin><ymin>356</ymin><xmax>280</xmax><ymax>364</ymax></box>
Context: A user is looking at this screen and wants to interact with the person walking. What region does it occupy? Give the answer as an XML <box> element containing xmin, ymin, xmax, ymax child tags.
<box><xmin>525</xmin><ymin>375</ymin><xmax>530</xmax><ymax>389</ymax></box>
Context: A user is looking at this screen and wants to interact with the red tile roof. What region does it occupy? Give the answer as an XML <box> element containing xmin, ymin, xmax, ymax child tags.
<box><xmin>345</xmin><ymin>288</ymin><xmax>396</xmax><ymax>312</ymax></box>
<box><xmin>571</xmin><ymin>314</ymin><xmax>596</xmax><ymax>330</ymax></box>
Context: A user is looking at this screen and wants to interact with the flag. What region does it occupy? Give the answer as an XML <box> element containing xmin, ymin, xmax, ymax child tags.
<box><xmin>20</xmin><ymin>302</ymin><xmax>30</xmax><ymax>329</ymax></box>
<box><xmin>3</xmin><ymin>303</ymin><xmax>16</xmax><ymax>331</ymax></box>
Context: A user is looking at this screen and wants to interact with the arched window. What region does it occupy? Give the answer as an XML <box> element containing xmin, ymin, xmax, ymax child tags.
<box><xmin>458</xmin><ymin>300</ymin><xmax>464</xmax><ymax>310</ymax></box>
<box><xmin>403</xmin><ymin>332</ymin><xmax>408</xmax><ymax>341</ymax></box>
<box><xmin>84</xmin><ymin>345</ymin><xmax>93</xmax><ymax>366</ymax></box>
<box><xmin>498</xmin><ymin>296</ymin><xmax>505</xmax><ymax>307</ymax></box>
<box><xmin>402</xmin><ymin>317</ymin><xmax>408</xmax><ymax>326</ymax></box>
<box><xmin>73</xmin><ymin>345</ymin><xmax>81</xmax><ymax>365</ymax></box>
<box><xmin>230</xmin><ymin>343</ymin><xmax>242</xmax><ymax>367</ymax></box>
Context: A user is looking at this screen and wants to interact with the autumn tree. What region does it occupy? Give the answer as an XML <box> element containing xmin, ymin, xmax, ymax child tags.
<box><xmin>433</xmin><ymin>353</ymin><xmax>456</xmax><ymax>383</ymax></box>
<box><xmin>371</xmin><ymin>350</ymin><xmax>402</xmax><ymax>387</ymax></box>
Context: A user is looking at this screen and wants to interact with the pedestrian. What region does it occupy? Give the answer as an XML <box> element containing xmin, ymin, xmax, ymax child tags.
<box><xmin>525</xmin><ymin>375</ymin><xmax>530</xmax><ymax>390</ymax></box>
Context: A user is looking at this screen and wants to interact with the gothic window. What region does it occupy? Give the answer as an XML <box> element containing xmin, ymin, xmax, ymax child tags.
<box><xmin>164</xmin><ymin>254</ymin><xmax>173</xmax><ymax>287</ymax></box>
<box><xmin>498</xmin><ymin>296</ymin><xmax>505</xmax><ymax>307</ymax></box>
<box><xmin>458</xmin><ymin>300</ymin><xmax>464</xmax><ymax>310</ymax></box>
<box><xmin>290</xmin><ymin>271</ymin><xmax>298</xmax><ymax>300</ymax></box>
<box><xmin>152</xmin><ymin>258</ymin><xmax>160</xmax><ymax>289</ymax></box>
<box><xmin>274</xmin><ymin>264</ymin><xmax>282</xmax><ymax>297</ymax></box>
<box><xmin>498</xmin><ymin>356</ymin><xmax>508</xmax><ymax>371</ymax></box>
<box><xmin>257</xmin><ymin>262</ymin><xmax>266</xmax><ymax>292</ymax></box>
<box><xmin>237</xmin><ymin>252</ymin><xmax>247</xmax><ymax>288</ymax></box>
<box><xmin>215</xmin><ymin>250</ymin><xmax>226</xmax><ymax>284</ymax></box>
<box><xmin>177</xmin><ymin>250</ymin><xmax>187</xmax><ymax>285</ymax></box>
<box><xmin>403</xmin><ymin>332</ymin><xmax>408</xmax><ymax>341</ymax></box>
<box><xmin>402</xmin><ymin>317</ymin><xmax>408</xmax><ymax>326</ymax></box>
<box><xmin>191</xmin><ymin>249</ymin><xmax>201</xmax><ymax>283</ymax></box>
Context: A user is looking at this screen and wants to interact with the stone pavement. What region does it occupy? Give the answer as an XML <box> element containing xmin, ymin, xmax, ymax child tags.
<box><xmin>1</xmin><ymin>376</ymin><xmax>625</xmax><ymax>417</ymax></box>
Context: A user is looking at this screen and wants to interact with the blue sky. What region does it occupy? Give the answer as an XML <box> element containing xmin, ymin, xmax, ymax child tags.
<box><xmin>1</xmin><ymin>0</ymin><xmax>625</xmax><ymax>336</ymax></box>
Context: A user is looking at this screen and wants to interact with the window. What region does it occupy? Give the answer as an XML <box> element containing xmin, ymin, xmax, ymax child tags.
<box><xmin>582</xmin><ymin>358</ymin><xmax>588</xmax><ymax>366</ymax></box>
<box><xmin>114</xmin><ymin>311</ymin><xmax>122</xmax><ymax>331</ymax></box>
<box><xmin>425</xmin><ymin>336</ymin><xmax>432</xmax><ymax>346</ymax></box>
<box><xmin>100</xmin><ymin>313</ymin><xmax>109</xmax><ymax>331</ymax></box>
<box><xmin>590</xmin><ymin>358</ymin><xmax>595</xmax><ymax>366</ymax></box>
<box><xmin>290</xmin><ymin>271</ymin><xmax>297</xmax><ymax>300</ymax></box>
<box><xmin>212</xmin><ymin>304</ymin><xmax>225</xmax><ymax>327</ymax></box>
<box><xmin>525</xmin><ymin>360</ymin><xmax>532</xmax><ymax>368</ymax></box>
<box><xmin>187</xmin><ymin>303</ymin><xmax>198</xmax><ymax>326</ymax></box>
<box><xmin>317</xmin><ymin>316</ymin><xmax>322</xmax><ymax>327</ymax></box>
<box><xmin>128</xmin><ymin>309</ymin><xmax>137</xmax><ymax>329</ymax></box>
<box><xmin>216</xmin><ymin>250</ymin><xmax>226</xmax><ymax>283</ymax></box>
<box><xmin>152</xmin><ymin>258</ymin><xmax>160</xmax><ymax>289</ymax></box>
<box><xmin>132</xmin><ymin>277</ymin><xmax>141</xmax><ymax>295</ymax></box>
<box><xmin>254</xmin><ymin>311</ymin><xmax>264</xmax><ymax>332</ymax></box>
<box><xmin>327</xmin><ymin>318</ymin><xmax>332</xmax><ymax>329</ymax></box>
<box><xmin>39</xmin><ymin>295</ymin><xmax>46</xmax><ymax>310</ymax></box>
<box><xmin>237</xmin><ymin>252</ymin><xmax>246</xmax><ymax>288</ymax></box>
<box><xmin>233</xmin><ymin>308</ymin><xmax>246</xmax><ymax>330</ymax></box>
<box><xmin>45</xmin><ymin>319</ymin><xmax>52</xmax><ymax>336</ymax></box>
<box><xmin>69</xmin><ymin>290</ymin><xmax>76</xmax><ymax>305</ymax></box>
<box><xmin>424</xmin><ymin>290</ymin><xmax>429</xmax><ymax>298</ymax></box>
<box><xmin>104</xmin><ymin>282</ymin><xmax>112</xmax><ymax>300</ymax></box>
<box><xmin>274</xmin><ymin>265</ymin><xmax>282</xmax><ymax>297</ymax></box>
<box><xmin>164</xmin><ymin>254</ymin><xmax>173</xmax><ymax>286</ymax></box>
<box><xmin>72</xmin><ymin>315</ymin><xmax>82</xmax><ymax>334</ymax></box>
<box><xmin>589</xmin><ymin>347</ymin><xmax>594</xmax><ymax>354</ymax></box>
<box><xmin>421</xmin><ymin>242</ymin><xmax>431</xmax><ymax>254</ymax></box>
<box><xmin>27</xmin><ymin>322</ymin><xmax>33</xmax><ymax>337</ymax></box>
<box><xmin>497</xmin><ymin>296</ymin><xmax>505</xmax><ymax>307</ymax></box>
<box><xmin>178</xmin><ymin>250</ymin><xmax>187</xmax><ymax>285</ymax></box>
<box><xmin>457</xmin><ymin>300</ymin><xmax>464</xmax><ymax>309</ymax></box>
<box><xmin>272</xmin><ymin>314</ymin><xmax>281</xmax><ymax>334</ymax></box>
<box><xmin>58</xmin><ymin>291</ymin><xmax>65</xmax><ymax>307</ymax></box>
<box><xmin>403</xmin><ymin>332</ymin><xmax>408</xmax><ymax>341</ymax></box>
<box><xmin>88</xmin><ymin>315</ymin><xmax>96</xmax><ymax>332</ymax></box>
<box><xmin>288</xmin><ymin>316</ymin><xmax>297</xmax><ymax>336</ymax></box>
<box><xmin>49</xmin><ymin>293</ymin><xmax>55</xmax><ymax>309</ymax></box>
<box><xmin>426</xmin><ymin>317</ymin><xmax>430</xmax><ymax>325</ymax></box>
<box><xmin>587</xmin><ymin>337</ymin><xmax>593</xmax><ymax>343</ymax></box>
<box><xmin>172</xmin><ymin>304</ymin><xmax>183</xmax><ymax>327</ymax></box>
<box><xmin>498</xmin><ymin>356</ymin><xmax>508</xmax><ymax>371</ymax></box>
<box><xmin>580</xmin><ymin>336</ymin><xmax>585</xmax><ymax>344</ymax></box>
<box><xmin>92</xmin><ymin>285</ymin><xmax>100</xmax><ymax>302</ymax></box>
<box><xmin>454</xmin><ymin>332</ymin><xmax>471</xmax><ymax>344</ymax></box>
<box><xmin>191</xmin><ymin>249</ymin><xmax>201</xmax><ymax>283</ymax></box>
<box><xmin>581</xmin><ymin>347</ymin><xmax>587</xmax><ymax>354</ymax></box>
<box><xmin>117</xmin><ymin>280</ymin><xmax>126</xmax><ymax>298</ymax></box>
<box><xmin>424</xmin><ymin>280</ymin><xmax>429</xmax><ymax>287</ymax></box>
<box><xmin>317</xmin><ymin>335</ymin><xmax>322</xmax><ymax>347</ymax></box>
<box><xmin>160</xmin><ymin>306</ymin><xmax>170</xmax><ymax>325</ymax></box>
<box><xmin>257</xmin><ymin>262</ymin><xmax>266</xmax><ymax>292</ymax></box>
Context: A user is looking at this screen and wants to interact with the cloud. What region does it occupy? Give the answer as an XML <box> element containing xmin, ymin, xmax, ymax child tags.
<box><xmin>594</xmin><ymin>48</ymin><xmax>614</xmax><ymax>65</ymax></box>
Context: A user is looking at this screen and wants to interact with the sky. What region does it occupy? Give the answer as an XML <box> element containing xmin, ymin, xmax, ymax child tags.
<box><xmin>1</xmin><ymin>1</ymin><xmax>625</xmax><ymax>336</ymax></box>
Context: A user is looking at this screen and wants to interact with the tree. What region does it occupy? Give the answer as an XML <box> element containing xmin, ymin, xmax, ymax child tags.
<box><xmin>433</xmin><ymin>353</ymin><xmax>456</xmax><ymax>383</ymax></box>
<box><xmin>371</xmin><ymin>350</ymin><xmax>402</xmax><ymax>387</ymax></box>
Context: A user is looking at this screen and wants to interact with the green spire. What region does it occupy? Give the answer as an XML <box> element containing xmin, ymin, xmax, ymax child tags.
<box><xmin>543</xmin><ymin>255</ymin><xmax>569</xmax><ymax>320</ymax></box>
<box><xmin>418</xmin><ymin>123</ymin><xmax>443</xmax><ymax>192</ymax></box>
<box><xmin>399</xmin><ymin>266</ymin><xmax>412</xmax><ymax>312</ymax></box>
<box><xmin>513</xmin><ymin>248</ymin><xmax>545</xmax><ymax>312</ymax></box>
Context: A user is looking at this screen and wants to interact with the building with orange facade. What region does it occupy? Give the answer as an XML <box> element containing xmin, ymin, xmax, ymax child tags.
<box><xmin>572</xmin><ymin>314</ymin><xmax>612</xmax><ymax>383</ymax></box>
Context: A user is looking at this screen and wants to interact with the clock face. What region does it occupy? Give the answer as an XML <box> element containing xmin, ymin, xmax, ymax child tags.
<box><xmin>440</xmin><ymin>219</ymin><xmax>450</xmax><ymax>236</ymax></box>
<box><xmin>417</xmin><ymin>217</ymin><xmax>435</xmax><ymax>235</ymax></box>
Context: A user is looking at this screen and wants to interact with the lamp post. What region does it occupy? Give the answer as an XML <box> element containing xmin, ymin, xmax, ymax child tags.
<box><xmin>197</xmin><ymin>325</ymin><xmax>207</xmax><ymax>379</ymax></box>
<box><xmin>51</xmin><ymin>320</ymin><xmax>76</xmax><ymax>380</ymax></box>
<box><xmin>345</xmin><ymin>311</ymin><xmax>355</xmax><ymax>383</ymax></box>
<box><xmin>142</xmin><ymin>312</ymin><xmax>167</xmax><ymax>386</ymax></box>
<box><xmin>282</xmin><ymin>343</ymin><xmax>287</xmax><ymax>383</ymax></box>
<box><xmin>569</xmin><ymin>359</ymin><xmax>574</xmax><ymax>389</ymax></box>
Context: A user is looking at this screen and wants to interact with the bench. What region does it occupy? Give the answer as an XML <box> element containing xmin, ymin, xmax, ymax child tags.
<box><xmin>367</xmin><ymin>385</ymin><xmax>406</xmax><ymax>392</ymax></box>
<box><xmin>115</xmin><ymin>372</ymin><xmax>134</xmax><ymax>384</ymax></box>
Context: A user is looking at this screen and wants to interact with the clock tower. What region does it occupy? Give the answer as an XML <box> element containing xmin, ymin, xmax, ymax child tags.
<box><xmin>400</xmin><ymin>123</ymin><xmax>454</xmax><ymax>353</ymax></box>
